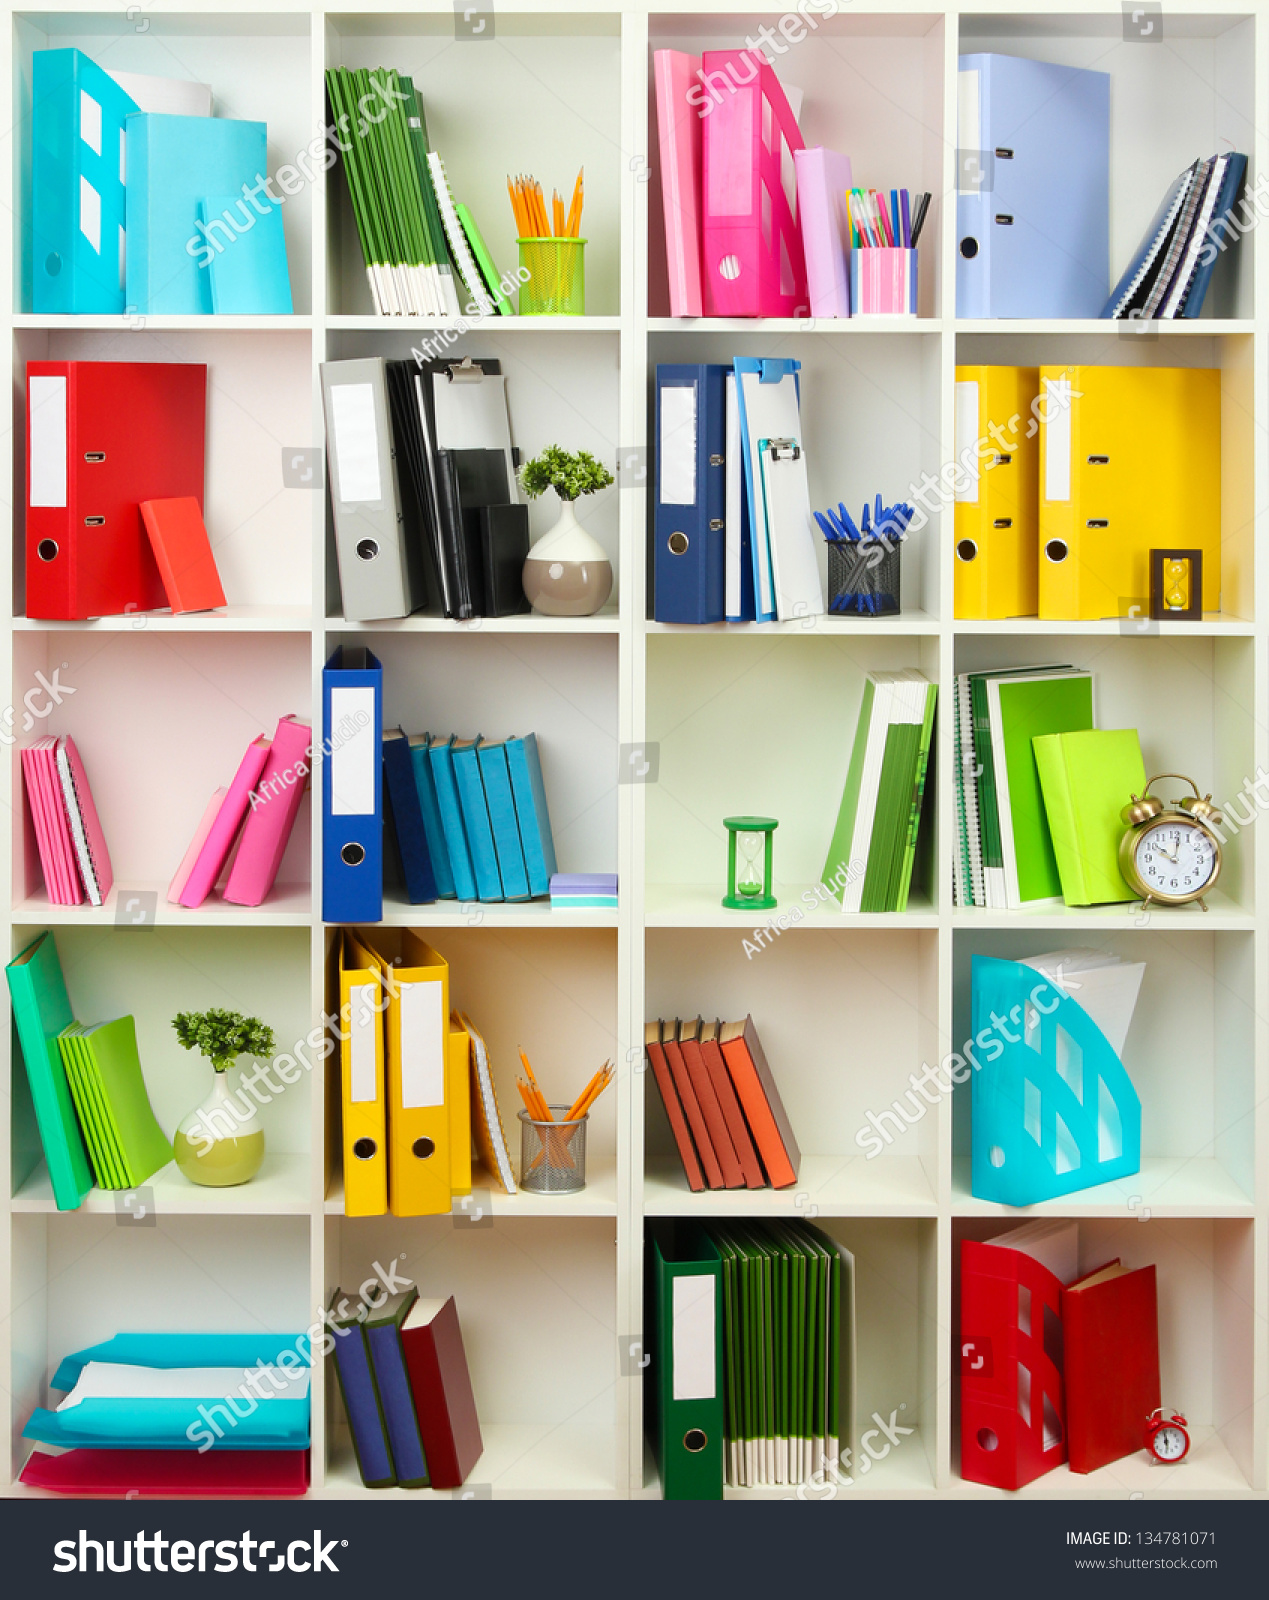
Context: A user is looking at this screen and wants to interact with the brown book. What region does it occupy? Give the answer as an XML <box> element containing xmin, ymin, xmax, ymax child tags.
<box><xmin>700</xmin><ymin>1021</ymin><xmax>765</xmax><ymax>1189</ymax></box>
<box><xmin>680</xmin><ymin>1017</ymin><xmax>743</xmax><ymax>1188</ymax></box>
<box><xmin>400</xmin><ymin>1294</ymin><xmax>484</xmax><ymax>1489</ymax></box>
<box><xmin>718</xmin><ymin>1015</ymin><xmax>801</xmax><ymax>1188</ymax></box>
<box><xmin>644</xmin><ymin>1021</ymin><xmax>704</xmax><ymax>1192</ymax></box>
<box><xmin>663</xmin><ymin>1020</ymin><xmax>724</xmax><ymax>1188</ymax></box>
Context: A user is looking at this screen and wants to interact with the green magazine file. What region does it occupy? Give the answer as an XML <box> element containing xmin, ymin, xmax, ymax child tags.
<box><xmin>650</xmin><ymin>1223</ymin><xmax>723</xmax><ymax>1499</ymax></box>
<box><xmin>6</xmin><ymin>933</ymin><xmax>91</xmax><ymax>1208</ymax></box>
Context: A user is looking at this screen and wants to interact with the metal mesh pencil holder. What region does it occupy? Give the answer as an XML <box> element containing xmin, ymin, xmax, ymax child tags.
<box><xmin>518</xmin><ymin>1105</ymin><xmax>588</xmax><ymax>1193</ymax></box>
<box><xmin>827</xmin><ymin>538</ymin><xmax>901</xmax><ymax>616</ymax></box>
<box><xmin>517</xmin><ymin>238</ymin><xmax>586</xmax><ymax>315</ymax></box>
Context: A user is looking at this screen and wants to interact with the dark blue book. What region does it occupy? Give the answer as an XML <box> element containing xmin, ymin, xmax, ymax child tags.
<box><xmin>329</xmin><ymin>1294</ymin><xmax>394</xmax><ymax>1488</ymax></box>
<box><xmin>383</xmin><ymin>729</ymin><xmax>439</xmax><ymax>905</ymax></box>
<box><xmin>1180</xmin><ymin>152</ymin><xmax>1247</xmax><ymax>318</ymax></box>
<box><xmin>364</xmin><ymin>1289</ymin><xmax>429</xmax><ymax>1488</ymax></box>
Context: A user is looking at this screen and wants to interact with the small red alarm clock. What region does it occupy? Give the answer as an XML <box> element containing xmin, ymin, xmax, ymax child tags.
<box><xmin>1144</xmin><ymin>1407</ymin><xmax>1190</xmax><ymax>1463</ymax></box>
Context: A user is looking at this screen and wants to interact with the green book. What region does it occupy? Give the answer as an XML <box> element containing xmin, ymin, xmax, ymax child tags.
<box><xmin>987</xmin><ymin>670</ymin><xmax>1094</xmax><ymax>906</ymax></box>
<box><xmin>6</xmin><ymin>933</ymin><xmax>91</xmax><ymax>1209</ymax></box>
<box><xmin>650</xmin><ymin>1224</ymin><xmax>724</xmax><ymax>1500</ymax></box>
<box><xmin>59</xmin><ymin>1026</ymin><xmax>123</xmax><ymax>1190</ymax></box>
<box><xmin>79</xmin><ymin>1016</ymin><xmax>172</xmax><ymax>1188</ymax></box>
<box><xmin>1033</xmin><ymin>728</ymin><xmax>1146</xmax><ymax>905</ymax></box>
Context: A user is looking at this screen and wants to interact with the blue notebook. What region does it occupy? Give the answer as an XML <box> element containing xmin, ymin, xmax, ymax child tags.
<box><xmin>199</xmin><ymin>192</ymin><xmax>293</xmax><ymax>313</ymax></box>
<box><xmin>125</xmin><ymin>113</ymin><xmax>268</xmax><ymax>313</ymax></box>
<box><xmin>1178</xmin><ymin>153</ymin><xmax>1247</xmax><ymax>318</ymax></box>
<box><xmin>428</xmin><ymin>737</ymin><xmax>478</xmax><ymax>903</ymax></box>
<box><xmin>477</xmin><ymin>740</ymin><xmax>531</xmax><ymax>902</ymax></box>
<box><xmin>411</xmin><ymin>735</ymin><xmax>455</xmax><ymax>898</ymax></box>
<box><xmin>451</xmin><ymin>739</ymin><xmax>503</xmax><ymax>902</ymax></box>
<box><xmin>364</xmin><ymin>1293</ymin><xmax>429</xmax><ymax>1488</ymax></box>
<box><xmin>383</xmin><ymin>729</ymin><xmax>439</xmax><ymax>905</ymax></box>
<box><xmin>32</xmin><ymin>49</ymin><xmax>138</xmax><ymax>313</ymax></box>
<box><xmin>505</xmin><ymin>734</ymin><xmax>557</xmax><ymax>898</ymax></box>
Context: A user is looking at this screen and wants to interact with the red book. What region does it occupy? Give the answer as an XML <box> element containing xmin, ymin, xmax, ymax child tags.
<box><xmin>400</xmin><ymin>1295</ymin><xmax>484</xmax><ymax>1489</ymax></box>
<box><xmin>26</xmin><ymin>361</ymin><xmax>206</xmax><ymax>620</ymax></box>
<box><xmin>680</xmin><ymin>1022</ymin><xmax>743</xmax><ymax>1188</ymax></box>
<box><xmin>645</xmin><ymin>1023</ymin><xmax>704</xmax><ymax>1192</ymax></box>
<box><xmin>700</xmin><ymin>1025</ymin><xmax>764</xmax><ymax>1189</ymax></box>
<box><xmin>20</xmin><ymin>1447</ymin><xmax>309</xmax><ymax>1496</ymax></box>
<box><xmin>718</xmin><ymin>1015</ymin><xmax>800</xmax><ymax>1189</ymax></box>
<box><xmin>139</xmin><ymin>495</ymin><xmax>226</xmax><ymax>614</ymax></box>
<box><xmin>1063</xmin><ymin>1260</ymin><xmax>1160</xmax><ymax>1475</ymax></box>
<box><xmin>664</xmin><ymin>1027</ymin><xmax>723</xmax><ymax>1189</ymax></box>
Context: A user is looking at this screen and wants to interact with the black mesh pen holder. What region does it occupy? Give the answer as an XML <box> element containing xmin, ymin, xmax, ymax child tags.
<box><xmin>827</xmin><ymin>538</ymin><xmax>901</xmax><ymax>616</ymax></box>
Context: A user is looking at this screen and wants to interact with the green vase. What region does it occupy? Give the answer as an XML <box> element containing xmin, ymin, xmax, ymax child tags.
<box><xmin>174</xmin><ymin>1067</ymin><xmax>265</xmax><ymax>1187</ymax></box>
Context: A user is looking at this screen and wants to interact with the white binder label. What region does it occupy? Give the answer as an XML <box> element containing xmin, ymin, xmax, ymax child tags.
<box><xmin>672</xmin><ymin>1274</ymin><xmax>716</xmax><ymax>1400</ymax></box>
<box><xmin>29</xmin><ymin>376</ymin><xmax>68</xmax><ymax>508</ymax></box>
<box><xmin>330</xmin><ymin>686</ymin><xmax>375</xmax><ymax>814</ymax></box>
<box><xmin>79</xmin><ymin>176</ymin><xmax>101</xmax><ymax>254</ymax></box>
<box><xmin>660</xmin><ymin>384</ymin><xmax>697</xmax><ymax>506</ymax></box>
<box><xmin>957</xmin><ymin>71</ymin><xmax>980</xmax><ymax>193</ymax></box>
<box><xmin>329</xmin><ymin>383</ymin><xmax>382</xmax><ymax>504</ymax></box>
<box><xmin>954</xmin><ymin>381</ymin><xmax>980</xmax><ymax>503</ymax></box>
<box><xmin>400</xmin><ymin>979</ymin><xmax>445</xmax><ymax>1109</ymax></box>
<box><xmin>349</xmin><ymin>981</ymin><xmax>377</xmax><ymax>1102</ymax></box>
<box><xmin>1044</xmin><ymin>378</ymin><xmax>1073</xmax><ymax>502</ymax></box>
<box><xmin>79</xmin><ymin>91</ymin><xmax>102</xmax><ymax>155</ymax></box>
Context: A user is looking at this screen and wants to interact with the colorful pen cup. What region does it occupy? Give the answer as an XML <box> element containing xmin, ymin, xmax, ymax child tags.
<box><xmin>827</xmin><ymin>539</ymin><xmax>901</xmax><ymax>616</ymax></box>
<box><xmin>518</xmin><ymin>1104</ymin><xmax>588</xmax><ymax>1193</ymax></box>
<box><xmin>517</xmin><ymin>238</ymin><xmax>586</xmax><ymax>315</ymax></box>
<box><xmin>849</xmin><ymin>247</ymin><xmax>918</xmax><ymax>316</ymax></box>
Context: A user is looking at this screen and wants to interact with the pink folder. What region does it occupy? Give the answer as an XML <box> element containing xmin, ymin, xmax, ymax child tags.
<box><xmin>654</xmin><ymin>49</ymin><xmax>705</xmax><ymax>318</ymax></box>
<box><xmin>794</xmin><ymin>147</ymin><xmax>854</xmax><ymax>318</ymax></box>
<box><xmin>223</xmin><ymin>715</ymin><xmax>312</xmax><ymax>907</ymax></box>
<box><xmin>701</xmin><ymin>50</ymin><xmax>808</xmax><ymax>317</ymax></box>
<box><xmin>56</xmin><ymin>734</ymin><xmax>113</xmax><ymax>906</ymax></box>
<box><xmin>168</xmin><ymin>787</ymin><xmax>228</xmax><ymax>903</ymax></box>
<box><xmin>179</xmin><ymin>734</ymin><xmax>271</xmax><ymax>908</ymax></box>
<box><xmin>22</xmin><ymin>739</ymin><xmax>81</xmax><ymax>906</ymax></box>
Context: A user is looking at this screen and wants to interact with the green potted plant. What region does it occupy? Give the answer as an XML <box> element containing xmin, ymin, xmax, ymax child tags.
<box><xmin>519</xmin><ymin>445</ymin><xmax>615</xmax><ymax>616</ymax></box>
<box><xmin>171</xmin><ymin>1008</ymin><xmax>276</xmax><ymax>1186</ymax></box>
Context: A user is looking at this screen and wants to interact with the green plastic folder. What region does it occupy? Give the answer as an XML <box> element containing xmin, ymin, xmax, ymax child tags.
<box><xmin>60</xmin><ymin>1026</ymin><xmax>123</xmax><ymax>1189</ymax></box>
<box><xmin>6</xmin><ymin>933</ymin><xmax>91</xmax><ymax>1209</ymax></box>
<box><xmin>1033</xmin><ymin>728</ymin><xmax>1145</xmax><ymax>905</ymax></box>
<box><xmin>78</xmin><ymin>1016</ymin><xmax>172</xmax><ymax>1188</ymax></box>
<box><xmin>650</xmin><ymin>1224</ymin><xmax>724</xmax><ymax>1500</ymax></box>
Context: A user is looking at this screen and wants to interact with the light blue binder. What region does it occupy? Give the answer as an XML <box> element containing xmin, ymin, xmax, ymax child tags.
<box><xmin>506</xmin><ymin>733</ymin><xmax>557</xmax><ymax>898</ymax></box>
<box><xmin>199</xmin><ymin>192</ymin><xmax>293</xmax><ymax>313</ymax></box>
<box><xmin>24</xmin><ymin>1332</ymin><xmax>311</xmax><ymax>1449</ymax></box>
<box><xmin>32</xmin><ymin>49</ymin><xmax>139</xmax><ymax>314</ymax></box>
<box><xmin>956</xmin><ymin>54</ymin><xmax>1109</xmax><ymax>318</ymax></box>
<box><xmin>970</xmin><ymin>955</ymin><xmax>1141</xmax><ymax>1207</ymax></box>
<box><xmin>125</xmin><ymin>113</ymin><xmax>268</xmax><ymax>313</ymax></box>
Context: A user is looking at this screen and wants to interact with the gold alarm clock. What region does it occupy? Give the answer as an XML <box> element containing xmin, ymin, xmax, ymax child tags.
<box><xmin>1118</xmin><ymin>774</ymin><xmax>1222</xmax><ymax>910</ymax></box>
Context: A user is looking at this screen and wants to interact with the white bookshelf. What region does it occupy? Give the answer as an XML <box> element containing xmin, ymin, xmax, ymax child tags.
<box><xmin>1</xmin><ymin>0</ymin><xmax>1265</xmax><ymax>1504</ymax></box>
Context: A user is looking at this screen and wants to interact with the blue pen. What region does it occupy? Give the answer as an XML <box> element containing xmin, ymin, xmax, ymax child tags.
<box><xmin>890</xmin><ymin>190</ymin><xmax>900</xmax><ymax>248</ymax></box>
<box><xmin>837</xmin><ymin>502</ymin><xmax>861</xmax><ymax>541</ymax></box>
<box><xmin>900</xmin><ymin>189</ymin><xmax>912</xmax><ymax>249</ymax></box>
<box><xmin>814</xmin><ymin>509</ymin><xmax>837</xmax><ymax>540</ymax></box>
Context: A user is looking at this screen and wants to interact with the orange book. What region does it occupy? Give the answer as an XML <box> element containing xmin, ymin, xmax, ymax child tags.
<box><xmin>663</xmin><ymin>1024</ymin><xmax>723</xmax><ymax>1189</ymax></box>
<box><xmin>680</xmin><ymin>1020</ymin><xmax>743</xmax><ymax>1189</ymax></box>
<box><xmin>718</xmin><ymin>1015</ymin><xmax>800</xmax><ymax>1189</ymax></box>
<box><xmin>700</xmin><ymin>1024</ymin><xmax>765</xmax><ymax>1189</ymax></box>
<box><xmin>644</xmin><ymin>1023</ymin><xmax>704</xmax><ymax>1192</ymax></box>
<box><xmin>139</xmin><ymin>496</ymin><xmax>226</xmax><ymax>614</ymax></box>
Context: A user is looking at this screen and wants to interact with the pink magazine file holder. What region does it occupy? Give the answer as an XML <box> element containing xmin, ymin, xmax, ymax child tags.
<box><xmin>701</xmin><ymin>50</ymin><xmax>808</xmax><ymax>317</ymax></box>
<box><xmin>654</xmin><ymin>49</ymin><xmax>705</xmax><ymax>318</ymax></box>
<box><xmin>850</xmin><ymin>248</ymin><xmax>918</xmax><ymax>316</ymax></box>
<box><xmin>223</xmin><ymin>715</ymin><xmax>311</xmax><ymax>907</ymax></box>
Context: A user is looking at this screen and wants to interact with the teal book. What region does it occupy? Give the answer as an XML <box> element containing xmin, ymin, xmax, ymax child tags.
<box><xmin>410</xmin><ymin>735</ymin><xmax>455</xmax><ymax>899</ymax></box>
<box><xmin>451</xmin><ymin>739</ymin><xmax>503</xmax><ymax>902</ymax></box>
<box><xmin>506</xmin><ymin>734</ymin><xmax>557</xmax><ymax>897</ymax></box>
<box><xmin>199</xmin><ymin>193</ymin><xmax>293</xmax><ymax>313</ymax></box>
<box><xmin>477</xmin><ymin>740</ymin><xmax>530</xmax><ymax>902</ymax></box>
<box><xmin>428</xmin><ymin>736</ymin><xmax>478</xmax><ymax>903</ymax></box>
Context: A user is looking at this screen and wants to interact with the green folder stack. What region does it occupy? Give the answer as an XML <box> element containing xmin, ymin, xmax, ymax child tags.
<box><xmin>1033</xmin><ymin>728</ymin><xmax>1146</xmax><ymax>906</ymax></box>
<box><xmin>57</xmin><ymin>1016</ymin><xmax>172</xmax><ymax>1190</ymax></box>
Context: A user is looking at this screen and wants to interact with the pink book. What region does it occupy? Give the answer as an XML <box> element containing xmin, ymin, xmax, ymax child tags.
<box><xmin>168</xmin><ymin>787</ymin><xmax>228</xmax><ymax>903</ymax></box>
<box><xmin>794</xmin><ymin>147</ymin><xmax>853</xmax><ymax>318</ymax></box>
<box><xmin>654</xmin><ymin>49</ymin><xmax>705</xmax><ymax>318</ymax></box>
<box><xmin>55</xmin><ymin>735</ymin><xmax>113</xmax><ymax>906</ymax></box>
<box><xmin>701</xmin><ymin>50</ymin><xmax>807</xmax><ymax>317</ymax></box>
<box><xmin>23</xmin><ymin>740</ymin><xmax>81</xmax><ymax>906</ymax></box>
<box><xmin>179</xmin><ymin>734</ymin><xmax>271</xmax><ymax>908</ymax></box>
<box><xmin>223</xmin><ymin>715</ymin><xmax>312</xmax><ymax>907</ymax></box>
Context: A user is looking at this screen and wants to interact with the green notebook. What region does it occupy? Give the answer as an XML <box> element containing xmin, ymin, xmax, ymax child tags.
<box><xmin>59</xmin><ymin>1026</ymin><xmax>123</xmax><ymax>1190</ymax></box>
<box><xmin>78</xmin><ymin>1017</ymin><xmax>172</xmax><ymax>1188</ymax></box>
<box><xmin>1033</xmin><ymin>728</ymin><xmax>1145</xmax><ymax>905</ymax></box>
<box><xmin>6</xmin><ymin>933</ymin><xmax>91</xmax><ymax>1209</ymax></box>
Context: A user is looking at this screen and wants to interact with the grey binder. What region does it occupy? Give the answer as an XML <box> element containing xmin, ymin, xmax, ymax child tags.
<box><xmin>321</xmin><ymin>357</ymin><xmax>424</xmax><ymax>621</ymax></box>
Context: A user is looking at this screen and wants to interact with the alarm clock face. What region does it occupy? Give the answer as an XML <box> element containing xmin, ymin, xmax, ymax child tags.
<box><xmin>1152</xmin><ymin>1424</ymin><xmax>1188</xmax><ymax>1462</ymax></box>
<box><xmin>1134</xmin><ymin>820</ymin><xmax>1218</xmax><ymax>900</ymax></box>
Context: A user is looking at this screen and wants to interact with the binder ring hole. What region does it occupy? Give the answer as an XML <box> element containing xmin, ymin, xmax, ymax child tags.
<box><xmin>989</xmin><ymin>1145</ymin><xmax>1005</xmax><ymax>1168</ymax></box>
<box><xmin>1045</xmin><ymin>539</ymin><xmax>1069</xmax><ymax>564</ymax></box>
<box><xmin>44</xmin><ymin>251</ymin><xmax>61</xmax><ymax>277</ymax></box>
<box><xmin>36</xmin><ymin>539</ymin><xmax>59</xmax><ymax>562</ymax></box>
<box><xmin>412</xmin><ymin>1136</ymin><xmax>436</xmax><ymax>1160</ymax></box>
<box><xmin>340</xmin><ymin>843</ymin><xmax>366</xmax><ymax>867</ymax></box>
<box><xmin>992</xmin><ymin>518</ymin><xmax>1013</xmax><ymax>529</ymax></box>
<box><xmin>960</xmin><ymin>237</ymin><xmax>979</xmax><ymax>260</ymax></box>
<box><xmin>956</xmin><ymin>539</ymin><xmax>978</xmax><ymax>563</ymax></box>
<box><xmin>718</xmin><ymin>254</ymin><xmax>741</xmax><ymax>281</ymax></box>
<box><xmin>683</xmin><ymin>1429</ymin><xmax>708</xmax><ymax>1454</ymax></box>
<box><xmin>977</xmin><ymin>1428</ymin><xmax>999</xmax><ymax>1452</ymax></box>
<box><xmin>355</xmin><ymin>538</ymin><xmax>379</xmax><ymax>561</ymax></box>
<box><xmin>352</xmin><ymin>1137</ymin><xmax>378</xmax><ymax>1161</ymax></box>
<box><xmin>668</xmin><ymin>531</ymin><xmax>689</xmax><ymax>556</ymax></box>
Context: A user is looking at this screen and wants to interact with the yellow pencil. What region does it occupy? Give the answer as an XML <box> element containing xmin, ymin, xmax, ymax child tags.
<box><xmin>565</xmin><ymin>167</ymin><xmax>584</xmax><ymax>238</ymax></box>
<box><xmin>553</xmin><ymin>190</ymin><xmax>565</xmax><ymax>238</ymax></box>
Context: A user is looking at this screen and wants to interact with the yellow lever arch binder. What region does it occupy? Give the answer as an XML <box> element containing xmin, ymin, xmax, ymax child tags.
<box><xmin>383</xmin><ymin>929</ymin><xmax>451</xmax><ymax>1217</ymax></box>
<box><xmin>448</xmin><ymin>1019</ymin><xmax>472</xmax><ymax>1198</ymax></box>
<box><xmin>954</xmin><ymin>365</ymin><xmax>1040</xmax><ymax>619</ymax></box>
<box><xmin>1038</xmin><ymin>364</ymin><xmax>1221</xmax><ymax>620</ymax></box>
<box><xmin>338</xmin><ymin>929</ymin><xmax>388</xmax><ymax>1217</ymax></box>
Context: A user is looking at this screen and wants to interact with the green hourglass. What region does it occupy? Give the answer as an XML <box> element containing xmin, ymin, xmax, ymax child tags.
<box><xmin>722</xmin><ymin>816</ymin><xmax>778</xmax><ymax>911</ymax></box>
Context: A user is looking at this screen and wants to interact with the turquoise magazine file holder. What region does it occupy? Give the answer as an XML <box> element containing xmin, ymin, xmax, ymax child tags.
<box><xmin>971</xmin><ymin>954</ymin><xmax>1141</xmax><ymax>1206</ymax></box>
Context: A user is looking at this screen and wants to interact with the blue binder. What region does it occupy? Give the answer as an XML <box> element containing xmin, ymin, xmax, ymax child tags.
<box><xmin>452</xmin><ymin>739</ymin><xmax>503</xmax><ymax>902</ymax></box>
<box><xmin>383</xmin><ymin>729</ymin><xmax>438</xmax><ymax>905</ymax></box>
<box><xmin>126</xmin><ymin>113</ymin><xmax>269</xmax><ymax>314</ymax></box>
<box><xmin>506</xmin><ymin>733</ymin><xmax>557</xmax><ymax>897</ymax></box>
<box><xmin>956</xmin><ymin>55</ymin><xmax>1109</xmax><ymax>318</ymax></box>
<box><xmin>411</xmin><ymin>736</ymin><xmax>456</xmax><ymax>898</ymax></box>
<box><xmin>31</xmin><ymin>49</ymin><xmax>139</xmax><ymax>314</ymax></box>
<box><xmin>653</xmin><ymin>364</ymin><xmax>727</xmax><ymax>623</ymax></box>
<box><xmin>322</xmin><ymin>646</ymin><xmax>383</xmax><ymax>924</ymax></box>
<box><xmin>970</xmin><ymin>955</ymin><xmax>1142</xmax><ymax>1207</ymax></box>
<box><xmin>477</xmin><ymin>740</ymin><xmax>531</xmax><ymax>901</ymax></box>
<box><xmin>199</xmin><ymin>192</ymin><xmax>294</xmax><ymax>313</ymax></box>
<box><xmin>429</xmin><ymin>737</ymin><xmax>478</xmax><ymax>903</ymax></box>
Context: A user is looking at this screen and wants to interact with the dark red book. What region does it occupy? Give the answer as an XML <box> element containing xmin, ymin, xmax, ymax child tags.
<box><xmin>664</xmin><ymin>1025</ymin><xmax>724</xmax><ymax>1189</ymax></box>
<box><xmin>20</xmin><ymin>1447</ymin><xmax>309</xmax><ymax>1496</ymax></box>
<box><xmin>645</xmin><ymin>1023</ymin><xmax>704</xmax><ymax>1192</ymax></box>
<box><xmin>400</xmin><ymin>1294</ymin><xmax>484</xmax><ymax>1489</ymax></box>
<box><xmin>700</xmin><ymin>1024</ymin><xmax>765</xmax><ymax>1189</ymax></box>
<box><xmin>1063</xmin><ymin>1260</ymin><xmax>1160</xmax><ymax>1475</ymax></box>
<box><xmin>680</xmin><ymin>1020</ymin><xmax>743</xmax><ymax>1188</ymax></box>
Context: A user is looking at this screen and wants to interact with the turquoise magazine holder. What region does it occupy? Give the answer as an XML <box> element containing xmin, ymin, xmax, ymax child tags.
<box><xmin>971</xmin><ymin>955</ymin><xmax>1141</xmax><ymax>1206</ymax></box>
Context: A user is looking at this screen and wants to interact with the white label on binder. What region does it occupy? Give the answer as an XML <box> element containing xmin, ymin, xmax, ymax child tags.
<box><xmin>955</xmin><ymin>381</ymin><xmax>980</xmax><ymax>503</ymax></box>
<box><xmin>349</xmin><ymin>980</ymin><xmax>377</xmax><ymax>1101</ymax></box>
<box><xmin>29</xmin><ymin>376</ymin><xmax>68</xmax><ymax>508</ymax></box>
<box><xmin>672</xmin><ymin>1274</ymin><xmax>716</xmax><ymax>1400</ymax></box>
<box><xmin>1044</xmin><ymin>378</ymin><xmax>1073</xmax><ymax>502</ymax></box>
<box><xmin>79</xmin><ymin>176</ymin><xmax>101</xmax><ymax>254</ymax></box>
<box><xmin>660</xmin><ymin>384</ymin><xmax>697</xmax><ymax>506</ymax></box>
<box><xmin>79</xmin><ymin>91</ymin><xmax>102</xmax><ymax>155</ymax></box>
<box><xmin>330</xmin><ymin>686</ymin><xmax>375</xmax><ymax>814</ymax></box>
<box><xmin>329</xmin><ymin>383</ymin><xmax>382</xmax><ymax>504</ymax></box>
<box><xmin>957</xmin><ymin>70</ymin><xmax>980</xmax><ymax>193</ymax></box>
<box><xmin>725</xmin><ymin>374</ymin><xmax>742</xmax><ymax>616</ymax></box>
<box><xmin>400</xmin><ymin>979</ymin><xmax>445</xmax><ymax>1109</ymax></box>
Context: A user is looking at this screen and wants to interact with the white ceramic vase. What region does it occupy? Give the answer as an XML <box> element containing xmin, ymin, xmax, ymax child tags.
<box><xmin>521</xmin><ymin>500</ymin><xmax>613</xmax><ymax>616</ymax></box>
<box><xmin>173</xmin><ymin>1067</ymin><xmax>266</xmax><ymax>1187</ymax></box>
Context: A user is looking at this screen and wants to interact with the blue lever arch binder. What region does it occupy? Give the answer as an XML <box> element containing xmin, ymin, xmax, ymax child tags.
<box><xmin>323</xmin><ymin>646</ymin><xmax>383</xmax><ymax>923</ymax></box>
